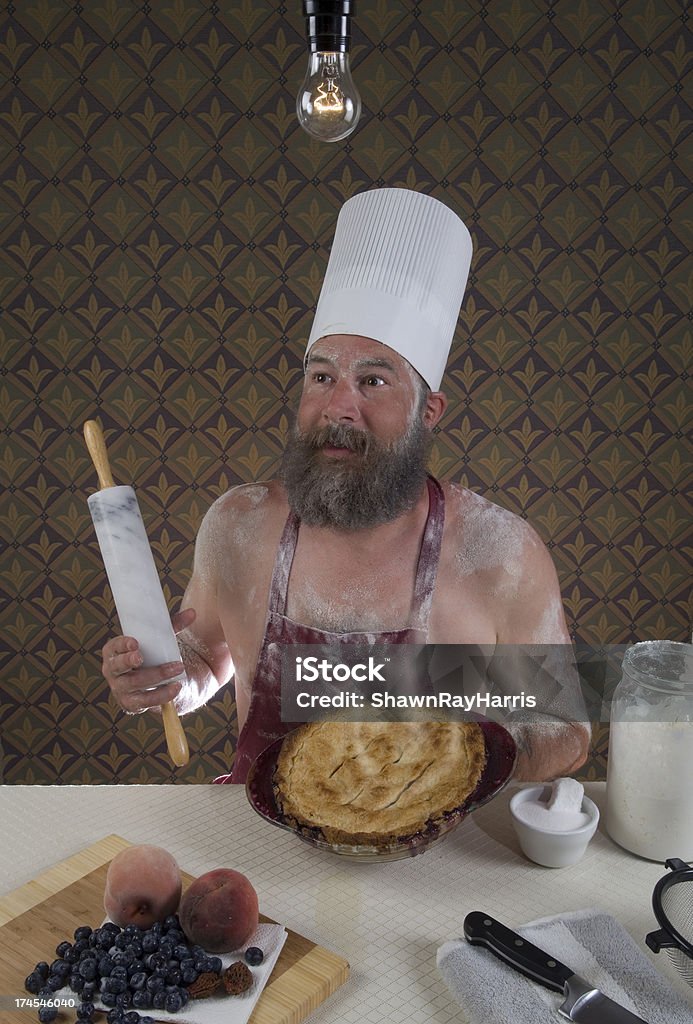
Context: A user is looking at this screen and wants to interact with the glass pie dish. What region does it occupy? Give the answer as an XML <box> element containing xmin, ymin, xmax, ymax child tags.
<box><xmin>245</xmin><ymin>720</ymin><xmax>517</xmax><ymax>862</ymax></box>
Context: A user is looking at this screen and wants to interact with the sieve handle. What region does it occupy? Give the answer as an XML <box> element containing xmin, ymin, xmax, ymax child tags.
<box><xmin>645</xmin><ymin>927</ymin><xmax>676</xmax><ymax>953</ymax></box>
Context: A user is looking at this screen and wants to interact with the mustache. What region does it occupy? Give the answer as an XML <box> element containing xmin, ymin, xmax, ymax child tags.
<box><xmin>300</xmin><ymin>423</ymin><xmax>373</xmax><ymax>456</ymax></box>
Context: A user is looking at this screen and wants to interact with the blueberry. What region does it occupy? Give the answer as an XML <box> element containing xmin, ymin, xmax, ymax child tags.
<box><xmin>163</xmin><ymin>915</ymin><xmax>180</xmax><ymax>930</ymax></box>
<box><xmin>141</xmin><ymin>933</ymin><xmax>158</xmax><ymax>953</ymax></box>
<box><xmin>35</xmin><ymin>962</ymin><xmax>50</xmax><ymax>978</ymax></box>
<box><xmin>245</xmin><ymin>946</ymin><xmax>264</xmax><ymax>966</ymax></box>
<box><xmin>181</xmin><ymin>967</ymin><xmax>197</xmax><ymax>984</ymax></box>
<box><xmin>132</xmin><ymin>990</ymin><xmax>153</xmax><ymax>1009</ymax></box>
<box><xmin>129</xmin><ymin>971</ymin><xmax>147</xmax><ymax>991</ymax></box>
<box><xmin>152</xmin><ymin>991</ymin><xmax>167</xmax><ymax>1010</ymax></box>
<box><xmin>77</xmin><ymin>1001</ymin><xmax>95</xmax><ymax>1021</ymax></box>
<box><xmin>79</xmin><ymin>959</ymin><xmax>97</xmax><ymax>980</ymax></box>
<box><xmin>82</xmin><ymin>982</ymin><xmax>97</xmax><ymax>999</ymax></box>
<box><xmin>24</xmin><ymin>971</ymin><xmax>43</xmax><ymax>994</ymax></box>
<box><xmin>207</xmin><ymin>956</ymin><xmax>222</xmax><ymax>973</ymax></box>
<box><xmin>140</xmin><ymin>1018</ymin><xmax>156</xmax><ymax>1024</ymax></box>
<box><xmin>46</xmin><ymin>974</ymin><xmax>65</xmax><ymax>991</ymax></box>
<box><xmin>165</xmin><ymin>967</ymin><xmax>182</xmax><ymax>986</ymax></box>
<box><xmin>165</xmin><ymin>990</ymin><xmax>184</xmax><ymax>1013</ymax></box>
<box><xmin>55</xmin><ymin>941</ymin><xmax>72</xmax><ymax>958</ymax></box>
<box><xmin>111</xmin><ymin>966</ymin><xmax>128</xmax><ymax>981</ymax></box>
<box><xmin>101</xmin><ymin>991</ymin><xmax>118</xmax><ymax>1007</ymax></box>
<box><xmin>37</xmin><ymin>1009</ymin><xmax>57</xmax><ymax>1023</ymax></box>
<box><xmin>146</xmin><ymin>952</ymin><xmax>167</xmax><ymax>972</ymax></box>
<box><xmin>74</xmin><ymin>925</ymin><xmax>93</xmax><ymax>942</ymax></box>
<box><xmin>123</xmin><ymin>1012</ymin><xmax>141</xmax><ymax>1024</ymax></box>
<box><xmin>145</xmin><ymin>975</ymin><xmax>165</xmax><ymax>994</ymax></box>
<box><xmin>114</xmin><ymin>991</ymin><xmax>132</xmax><ymax>1009</ymax></box>
<box><xmin>98</xmin><ymin>954</ymin><xmax>115</xmax><ymax>977</ymax></box>
<box><xmin>105</xmin><ymin>1011</ymin><xmax>125</xmax><ymax>1024</ymax></box>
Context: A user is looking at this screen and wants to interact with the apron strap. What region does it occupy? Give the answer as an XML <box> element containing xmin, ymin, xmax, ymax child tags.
<box><xmin>267</xmin><ymin>510</ymin><xmax>300</xmax><ymax>615</ymax></box>
<box><xmin>410</xmin><ymin>476</ymin><xmax>445</xmax><ymax>628</ymax></box>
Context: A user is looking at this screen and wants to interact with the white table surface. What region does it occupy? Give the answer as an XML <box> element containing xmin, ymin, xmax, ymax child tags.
<box><xmin>1</xmin><ymin>782</ymin><xmax>691</xmax><ymax>1023</ymax></box>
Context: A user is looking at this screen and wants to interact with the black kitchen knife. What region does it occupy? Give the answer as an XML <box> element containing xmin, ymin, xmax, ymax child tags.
<box><xmin>464</xmin><ymin>911</ymin><xmax>650</xmax><ymax>1024</ymax></box>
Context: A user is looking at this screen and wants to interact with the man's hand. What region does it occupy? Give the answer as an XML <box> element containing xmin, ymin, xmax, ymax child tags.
<box><xmin>508</xmin><ymin>719</ymin><xmax>591</xmax><ymax>782</ymax></box>
<box><xmin>101</xmin><ymin>608</ymin><xmax>196</xmax><ymax>714</ymax></box>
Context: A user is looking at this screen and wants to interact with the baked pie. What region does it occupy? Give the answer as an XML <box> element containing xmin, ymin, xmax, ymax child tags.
<box><xmin>273</xmin><ymin>720</ymin><xmax>487</xmax><ymax>846</ymax></box>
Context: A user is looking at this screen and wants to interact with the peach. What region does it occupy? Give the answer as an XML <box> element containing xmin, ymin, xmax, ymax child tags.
<box><xmin>179</xmin><ymin>868</ymin><xmax>259</xmax><ymax>952</ymax></box>
<box><xmin>104</xmin><ymin>844</ymin><xmax>182</xmax><ymax>929</ymax></box>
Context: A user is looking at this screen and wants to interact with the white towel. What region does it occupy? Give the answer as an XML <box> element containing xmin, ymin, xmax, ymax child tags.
<box><xmin>437</xmin><ymin>908</ymin><xmax>693</xmax><ymax>1024</ymax></box>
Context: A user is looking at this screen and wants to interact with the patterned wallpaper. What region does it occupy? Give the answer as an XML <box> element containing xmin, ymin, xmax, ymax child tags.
<box><xmin>0</xmin><ymin>1</ymin><xmax>690</xmax><ymax>784</ymax></box>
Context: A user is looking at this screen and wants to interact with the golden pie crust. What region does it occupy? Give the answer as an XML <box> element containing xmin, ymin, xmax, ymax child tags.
<box><xmin>273</xmin><ymin>721</ymin><xmax>487</xmax><ymax>846</ymax></box>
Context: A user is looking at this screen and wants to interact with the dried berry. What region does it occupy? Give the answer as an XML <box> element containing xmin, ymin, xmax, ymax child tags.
<box><xmin>223</xmin><ymin>961</ymin><xmax>253</xmax><ymax>995</ymax></box>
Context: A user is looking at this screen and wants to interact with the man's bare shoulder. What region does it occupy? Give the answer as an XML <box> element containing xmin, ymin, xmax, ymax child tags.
<box><xmin>193</xmin><ymin>479</ymin><xmax>288</xmax><ymax>576</ymax></box>
<box><xmin>441</xmin><ymin>481</ymin><xmax>549</xmax><ymax>579</ymax></box>
<box><xmin>205</xmin><ymin>479</ymin><xmax>286</xmax><ymax>519</ymax></box>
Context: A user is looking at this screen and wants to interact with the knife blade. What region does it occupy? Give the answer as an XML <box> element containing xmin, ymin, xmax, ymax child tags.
<box><xmin>463</xmin><ymin>911</ymin><xmax>650</xmax><ymax>1024</ymax></box>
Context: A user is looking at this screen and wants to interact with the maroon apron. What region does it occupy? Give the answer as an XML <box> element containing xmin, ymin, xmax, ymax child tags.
<box><xmin>217</xmin><ymin>475</ymin><xmax>445</xmax><ymax>784</ymax></box>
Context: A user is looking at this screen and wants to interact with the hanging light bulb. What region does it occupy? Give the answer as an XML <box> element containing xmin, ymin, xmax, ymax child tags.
<box><xmin>297</xmin><ymin>1</ymin><xmax>361</xmax><ymax>143</ymax></box>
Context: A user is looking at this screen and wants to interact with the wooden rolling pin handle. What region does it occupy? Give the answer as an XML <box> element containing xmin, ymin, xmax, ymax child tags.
<box><xmin>83</xmin><ymin>419</ymin><xmax>116</xmax><ymax>489</ymax></box>
<box><xmin>161</xmin><ymin>699</ymin><xmax>190</xmax><ymax>767</ymax></box>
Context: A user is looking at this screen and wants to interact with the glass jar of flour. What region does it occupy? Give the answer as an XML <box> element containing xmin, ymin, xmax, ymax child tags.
<box><xmin>605</xmin><ymin>640</ymin><xmax>693</xmax><ymax>860</ymax></box>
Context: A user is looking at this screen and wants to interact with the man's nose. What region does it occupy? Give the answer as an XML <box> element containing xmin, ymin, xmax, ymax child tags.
<box><xmin>322</xmin><ymin>379</ymin><xmax>361</xmax><ymax>423</ymax></box>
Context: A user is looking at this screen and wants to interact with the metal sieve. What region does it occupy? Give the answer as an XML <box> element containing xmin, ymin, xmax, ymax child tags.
<box><xmin>645</xmin><ymin>858</ymin><xmax>693</xmax><ymax>987</ymax></box>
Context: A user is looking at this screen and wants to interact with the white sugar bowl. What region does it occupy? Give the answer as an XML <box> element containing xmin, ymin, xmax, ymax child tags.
<box><xmin>510</xmin><ymin>783</ymin><xmax>600</xmax><ymax>868</ymax></box>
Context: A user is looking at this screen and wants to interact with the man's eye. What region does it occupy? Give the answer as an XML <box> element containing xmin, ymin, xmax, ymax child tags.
<box><xmin>363</xmin><ymin>375</ymin><xmax>386</xmax><ymax>387</ymax></box>
<box><xmin>312</xmin><ymin>372</ymin><xmax>330</xmax><ymax>383</ymax></box>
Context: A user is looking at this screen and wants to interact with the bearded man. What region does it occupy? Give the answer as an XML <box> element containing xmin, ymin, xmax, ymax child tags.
<box><xmin>102</xmin><ymin>188</ymin><xmax>590</xmax><ymax>783</ymax></box>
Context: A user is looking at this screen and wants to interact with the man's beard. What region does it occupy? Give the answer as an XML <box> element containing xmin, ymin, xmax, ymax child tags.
<box><xmin>279</xmin><ymin>417</ymin><xmax>432</xmax><ymax>530</ymax></box>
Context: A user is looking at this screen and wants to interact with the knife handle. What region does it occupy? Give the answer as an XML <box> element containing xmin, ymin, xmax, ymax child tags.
<box><xmin>464</xmin><ymin>911</ymin><xmax>573</xmax><ymax>994</ymax></box>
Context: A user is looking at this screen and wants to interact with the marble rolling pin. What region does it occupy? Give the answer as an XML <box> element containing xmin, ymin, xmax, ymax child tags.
<box><xmin>84</xmin><ymin>420</ymin><xmax>190</xmax><ymax>768</ymax></box>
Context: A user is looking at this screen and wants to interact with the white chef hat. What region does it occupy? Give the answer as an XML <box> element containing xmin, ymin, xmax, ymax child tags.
<box><xmin>305</xmin><ymin>188</ymin><xmax>473</xmax><ymax>391</ymax></box>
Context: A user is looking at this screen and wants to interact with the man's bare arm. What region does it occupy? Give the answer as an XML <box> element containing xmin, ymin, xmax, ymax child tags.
<box><xmin>495</xmin><ymin>524</ymin><xmax>591</xmax><ymax>781</ymax></box>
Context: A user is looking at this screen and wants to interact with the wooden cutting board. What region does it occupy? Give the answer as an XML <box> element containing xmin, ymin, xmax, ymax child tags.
<box><xmin>0</xmin><ymin>835</ymin><xmax>349</xmax><ymax>1024</ymax></box>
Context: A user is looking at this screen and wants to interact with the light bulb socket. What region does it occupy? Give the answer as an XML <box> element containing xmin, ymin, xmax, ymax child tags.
<box><xmin>302</xmin><ymin>0</ymin><xmax>354</xmax><ymax>53</ymax></box>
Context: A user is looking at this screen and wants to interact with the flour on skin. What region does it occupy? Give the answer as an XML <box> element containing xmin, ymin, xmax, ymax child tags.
<box><xmin>194</xmin><ymin>484</ymin><xmax>270</xmax><ymax>586</ymax></box>
<box><xmin>452</xmin><ymin>487</ymin><xmax>532</xmax><ymax>588</ymax></box>
<box><xmin>292</xmin><ymin>577</ymin><xmax>405</xmax><ymax>635</ymax></box>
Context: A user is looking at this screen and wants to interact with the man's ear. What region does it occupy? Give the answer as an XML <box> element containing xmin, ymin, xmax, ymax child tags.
<box><xmin>423</xmin><ymin>390</ymin><xmax>447</xmax><ymax>429</ymax></box>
